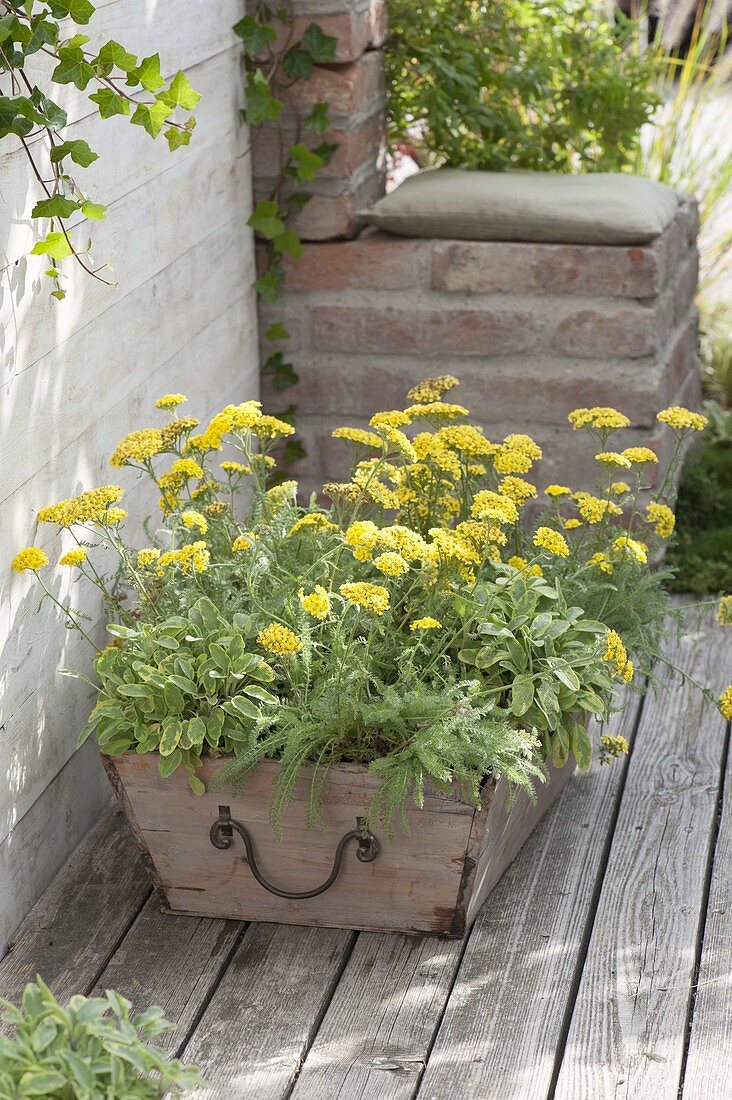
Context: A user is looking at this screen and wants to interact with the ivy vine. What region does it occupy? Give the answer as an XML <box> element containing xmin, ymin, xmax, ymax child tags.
<box><xmin>0</xmin><ymin>0</ymin><xmax>200</xmax><ymax>299</ymax></box>
<box><xmin>234</xmin><ymin>4</ymin><xmax>340</xmax><ymax>471</ymax></box>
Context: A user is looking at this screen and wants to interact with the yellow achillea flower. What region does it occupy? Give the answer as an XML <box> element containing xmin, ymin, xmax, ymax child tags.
<box><xmin>603</xmin><ymin>629</ymin><xmax>634</xmax><ymax>682</ymax></box>
<box><xmin>155</xmin><ymin>393</ymin><xmax>186</xmax><ymax>409</ymax></box>
<box><xmin>103</xmin><ymin>508</ymin><xmax>127</xmax><ymax>526</ymax></box>
<box><xmin>588</xmin><ymin>552</ymin><xmax>613</xmax><ymax>574</ymax></box>
<box><xmin>406</xmin><ymin>375</ymin><xmax>459</xmax><ymax>404</ymax></box>
<box><xmin>110</xmin><ymin>428</ymin><xmax>165</xmax><ymax>467</ymax></box>
<box><xmin>596</xmin><ymin>451</ymin><xmax>632</xmax><ymax>468</ymax></box>
<box><xmin>613</xmin><ymin>535</ymin><xmax>648</xmax><ymax>564</ymax></box>
<box><xmin>657</xmin><ymin>406</ymin><xmax>708</xmax><ymax>432</ymax></box>
<box><xmin>137</xmin><ymin>548</ymin><xmax>161</xmax><ymax>568</ymax></box>
<box><xmin>159</xmin><ymin>541</ymin><xmax>209</xmax><ymax>574</ymax></box>
<box><xmin>379</xmin><ymin>427</ymin><xmax>416</xmax><ymax>463</ymax></box>
<box><xmin>503</xmin><ymin>434</ymin><xmax>543</xmax><ymax>461</ymax></box>
<box><xmin>158</xmin><ymin>458</ymin><xmax>204</xmax><ymax>492</ymax></box>
<box><xmin>339</xmin><ymin>582</ymin><xmax>390</xmax><ymax>615</ymax></box>
<box><xmin>410</xmin><ymin>617</ymin><xmax>442</xmax><ymax>630</ymax></box>
<box><xmin>413</xmin><ymin>433</ymin><xmax>462</xmax><ymax>477</ymax></box>
<box><xmin>187</xmin><ymin>401</ymin><xmax>262</xmax><ymax>451</ymax></box>
<box><xmin>253</xmin><ymin>415</ymin><xmax>296</xmax><ymax>439</ymax></box>
<box><xmin>533</xmin><ymin>527</ymin><xmax>569</xmax><ymax>557</ymax></box>
<box><xmin>719</xmin><ymin>686</ymin><xmax>732</xmax><ymax>720</ymax></box>
<box><xmin>455</xmin><ymin>520</ymin><xmax>489</xmax><ymax>549</ymax></box>
<box><xmin>493</xmin><ymin>446</ymin><xmax>533</xmax><ymax>475</ymax></box>
<box><xmin>332</xmin><ymin>427</ymin><xmax>383</xmax><ymax>449</ymax></box>
<box><xmin>160</xmin><ymin>417</ymin><xmax>200</xmax><ymax>447</ymax></box>
<box><xmin>429</xmin><ymin>528</ymin><xmax>480</xmax><ymax>565</ymax></box>
<box><xmin>436</xmin><ymin>424</ymin><xmax>494</xmax><ymax>457</ymax></box>
<box><xmin>39</xmin><ymin>485</ymin><xmax>124</xmax><ymax>527</ymax></box>
<box><xmin>381</xmin><ymin>524</ymin><xmax>432</xmax><ymax>562</ymax></box>
<box><xmin>499</xmin><ymin>476</ymin><xmax>537</xmax><ymax>504</ymax></box>
<box><xmin>220</xmin><ymin>461</ymin><xmax>248</xmax><ymax>474</ymax></box>
<box><xmin>507</xmin><ymin>555</ymin><xmax>543</xmax><ymax>576</ymax></box>
<box><xmin>59</xmin><ymin>548</ymin><xmax>87</xmax><ymax>567</ymax></box>
<box><xmin>404</xmin><ymin>401</ymin><xmax>469</xmax><ymax>421</ymax></box>
<box><xmin>563</xmin><ymin>518</ymin><xmax>582</xmax><ymax>530</ymax></box>
<box><xmin>471</xmin><ymin>491</ymin><xmax>519</xmax><ymax>525</ymax></box>
<box><xmin>574</xmin><ymin>493</ymin><xmax>623</xmax><ymax>524</ymax></box>
<box><xmin>289</xmin><ymin>513</ymin><xmax>338</xmax><ymax>536</ymax></box>
<box><xmin>600</xmin><ymin>734</ymin><xmax>630</xmax><ymax>763</ymax></box>
<box><xmin>610</xmin><ymin>481</ymin><xmax>631</xmax><ymax>495</ymax></box>
<box><xmin>717</xmin><ymin>596</ymin><xmax>732</xmax><ymax>626</ymax></box>
<box><xmin>568</xmin><ymin>407</ymin><xmax>631</xmax><ymax>431</ymax></box>
<box><xmin>12</xmin><ymin>547</ymin><xmax>49</xmax><ymax>573</ymax></box>
<box><xmin>344</xmin><ymin>520</ymin><xmax>383</xmax><ymax>562</ymax></box>
<box><xmin>370</xmin><ymin>410</ymin><xmax>412</xmax><ymax>429</ymax></box>
<box><xmin>546</xmin><ymin>484</ymin><xmax>572</xmax><ymax>497</ymax></box>
<box><xmin>182</xmin><ymin>510</ymin><xmax>208</xmax><ymax>535</ymax></box>
<box><xmin>266</xmin><ymin>481</ymin><xmax>298</xmax><ymax>506</ymax></box>
<box><xmin>299</xmin><ymin>586</ymin><xmax>330</xmax><ymax>620</ymax></box>
<box><xmin>646</xmin><ymin>502</ymin><xmax>675</xmax><ymax>538</ymax></box>
<box><xmin>232</xmin><ymin>533</ymin><xmax>255</xmax><ymax>552</ymax></box>
<box><xmin>622</xmin><ymin>447</ymin><xmax>658</xmax><ymax>465</ymax></box>
<box><xmin>373</xmin><ymin>551</ymin><xmax>410</xmax><ymax>576</ymax></box>
<box><xmin>258</xmin><ymin>622</ymin><xmax>302</xmax><ymax>655</ymax></box>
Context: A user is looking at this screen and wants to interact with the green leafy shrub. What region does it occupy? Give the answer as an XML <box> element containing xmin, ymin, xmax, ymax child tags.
<box><xmin>0</xmin><ymin>978</ymin><xmax>203</xmax><ymax>1098</ymax></box>
<box><xmin>667</xmin><ymin>425</ymin><xmax>732</xmax><ymax>594</ymax></box>
<box><xmin>385</xmin><ymin>0</ymin><xmax>659</xmax><ymax>172</ymax></box>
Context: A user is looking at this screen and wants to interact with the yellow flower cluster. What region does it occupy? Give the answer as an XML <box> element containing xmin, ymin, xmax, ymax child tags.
<box><xmin>258</xmin><ymin>622</ymin><xmax>302</xmax><ymax>655</ymax></box>
<box><xmin>596</xmin><ymin>451</ymin><xmax>632</xmax><ymax>468</ymax></box>
<box><xmin>657</xmin><ymin>406</ymin><xmax>708</xmax><ymax>432</ymax></box>
<box><xmin>159</xmin><ymin>541</ymin><xmax>209</xmax><ymax>574</ymax></box>
<box><xmin>137</xmin><ymin>548</ymin><xmax>161</xmax><ymax>568</ymax></box>
<box><xmin>158</xmin><ymin>459</ymin><xmax>204</xmax><ymax>491</ymax></box>
<box><xmin>187</xmin><ymin>401</ymin><xmax>262</xmax><ymax>451</ymax></box>
<box><xmin>720</xmin><ymin>686</ymin><xmax>732</xmax><ymax>721</ymax></box>
<box><xmin>533</xmin><ymin>527</ymin><xmax>569</xmax><ymax>557</ymax></box>
<box><xmin>39</xmin><ymin>485</ymin><xmax>124</xmax><ymax>527</ymax></box>
<box><xmin>299</xmin><ymin>586</ymin><xmax>330</xmax><ymax>620</ymax></box>
<box><xmin>410</xmin><ymin>617</ymin><xmax>441</xmax><ymax>630</ymax></box>
<box><xmin>405</xmin><ymin>401</ymin><xmax>468</xmax><ymax>422</ymax></box>
<box><xmin>253</xmin><ymin>415</ymin><xmax>296</xmax><ymax>439</ymax></box>
<box><xmin>220</xmin><ymin>460</ymin><xmax>248</xmax><ymax>474</ymax></box>
<box><xmin>12</xmin><ymin>547</ymin><xmax>49</xmax><ymax>573</ymax></box>
<box><xmin>646</xmin><ymin>502</ymin><xmax>675</xmax><ymax>539</ymax></box>
<box><xmin>232</xmin><ymin>534</ymin><xmax>255</xmax><ymax>552</ymax></box>
<box><xmin>155</xmin><ymin>393</ymin><xmax>186</xmax><ymax>409</ymax></box>
<box><xmin>266</xmin><ymin>481</ymin><xmax>298</xmax><ymax>506</ymax></box>
<box><xmin>104</xmin><ymin>508</ymin><xmax>127</xmax><ymax>526</ymax></box>
<box><xmin>289</xmin><ymin>514</ymin><xmax>339</xmax><ymax>537</ymax></box>
<box><xmin>59</xmin><ymin>548</ymin><xmax>87</xmax><ymax>567</ymax></box>
<box><xmin>508</xmin><ymin>556</ymin><xmax>543</xmax><ymax>577</ymax></box>
<box><xmin>622</xmin><ymin>447</ymin><xmax>658</xmax><ymax>465</ymax></box>
<box><xmin>471</xmin><ymin>491</ymin><xmax>518</xmax><ymax>525</ymax></box>
<box><xmin>499</xmin><ymin>477</ymin><xmax>538</xmax><ymax>505</ymax></box>
<box><xmin>588</xmin><ymin>552</ymin><xmax>613</xmax><ymax>574</ymax></box>
<box><xmin>182</xmin><ymin>511</ymin><xmax>208</xmax><ymax>535</ymax></box>
<box><xmin>600</xmin><ymin>734</ymin><xmax>630</xmax><ymax>761</ymax></box>
<box><xmin>574</xmin><ymin>493</ymin><xmax>623</xmax><ymax>525</ymax></box>
<box><xmin>332</xmin><ymin>427</ymin><xmax>383</xmax><ymax>449</ymax></box>
<box><xmin>610</xmin><ymin>481</ymin><xmax>631</xmax><ymax>495</ymax></box>
<box><xmin>110</xmin><ymin>428</ymin><xmax>165</xmax><ymax>467</ymax></box>
<box><xmin>603</xmin><ymin>629</ymin><xmax>634</xmax><ymax>682</ymax></box>
<box><xmin>373</xmin><ymin>551</ymin><xmax>410</xmax><ymax>576</ymax></box>
<box><xmin>436</xmin><ymin>424</ymin><xmax>494</xmax><ymax>457</ymax></box>
<box><xmin>568</xmin><ymin>407</ymin><xmax>631</xmax><ymax>431</ymax></box>
<box><xmin>339</xmin><ymin>581</ymin><xmax>390</xmax><ymax>615</ymax></box>
<box><xmin>406</xmin><ymin>375</ymin><xmax>459</xmax><ymax>404</ymax></box>
<box><xmin>546</xmin><ymin>484</ymin><xmax>572</xmax><ymax>498</ymax></box>
<box><xmin>718</xmin><ymin>596</ymin><xmax>732</xmax><ymax>627</ymax></box>
<box><xmin>613</xmin><ymin>535</ymin><xmax>648</xmax><ymax>564</ymax></box>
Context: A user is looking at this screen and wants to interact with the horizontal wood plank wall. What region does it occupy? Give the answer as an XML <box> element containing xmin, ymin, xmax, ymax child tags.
<box><xmin>0</xmin><ymin>0</ymin><xmax>257</xmax><ymax>957</ymax></box>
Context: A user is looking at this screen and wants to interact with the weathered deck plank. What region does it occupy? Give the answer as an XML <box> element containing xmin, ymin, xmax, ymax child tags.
<box><xmin>681</xmin><ymin>722</ymin><xmax>732</xmax><ymax>1100</ymax></box>
<box><xmin>416</xmin><ymin>692</ymin><xmax>641</xmax><ymax>1100</ymax></box>
<box><xmin>553</xmin><ymin>610</ymin><xmax>730</xmax><ymax>1099</ymax></box>
<box><xmin>179</xmin><ymin>923</ymin><xmax>355</xmax><ymax>1099</ymax></box>
<box><xmin>0</xmin><ymin>811</ymin><xmax>149</xmax><ymax>1001</ymax></box>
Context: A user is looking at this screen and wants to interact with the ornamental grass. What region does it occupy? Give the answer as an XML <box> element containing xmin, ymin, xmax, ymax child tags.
<box><xmin>12</xmin><ymin>380</ymin><xmax>732</xmax><ymax>833</ymax></box>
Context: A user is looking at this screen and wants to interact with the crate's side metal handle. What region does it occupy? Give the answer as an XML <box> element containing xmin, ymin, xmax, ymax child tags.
<box><xmin>209</xmin><ymin>805</ymin><xmax>380</xmax><ymax>900</ymax></box>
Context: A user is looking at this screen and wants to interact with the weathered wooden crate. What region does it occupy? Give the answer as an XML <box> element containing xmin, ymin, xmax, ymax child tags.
<box><xmin>103</xmin><ymin>753</ymin><xmax>575</xmax><ymax>938</ymax></box>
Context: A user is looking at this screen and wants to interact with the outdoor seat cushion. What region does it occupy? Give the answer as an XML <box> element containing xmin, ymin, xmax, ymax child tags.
<box><xmin>361</xmin><ymin>168</ymin><xmax>680</xmax><ymax>245</ymax></box>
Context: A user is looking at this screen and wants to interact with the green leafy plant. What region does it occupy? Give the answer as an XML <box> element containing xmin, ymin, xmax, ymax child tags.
<box><xmin>385</xmin><ymin>0</ymin><xmax>659</xmax><ymax>173</ymax></box>
<box><xmin>0</xmin><ymin>0</ymin><xmax>200</xmax><ymax>297</ymax></box>
<box><xmin>0</xmin><ymin>977</ymin><xmax>203</xmax><ymax>1098</ymax></box>
<box><xmin>78</xmin><ymin>598</ymin><xmax>277</xmax><ymax>792</ymax></box>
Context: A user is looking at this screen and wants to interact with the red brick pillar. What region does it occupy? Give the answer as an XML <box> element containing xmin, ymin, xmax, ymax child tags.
<box><xmin>251</xmin><ymin>0</ymin><xmax>388</xmax><ymax>241</ymax></box>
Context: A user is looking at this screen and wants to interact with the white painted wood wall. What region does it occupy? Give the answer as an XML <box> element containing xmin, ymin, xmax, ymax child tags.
<box><xmin>0</xmin><ymin>0</ymin><xmax>258</xmax><ymax>957</ymax></box>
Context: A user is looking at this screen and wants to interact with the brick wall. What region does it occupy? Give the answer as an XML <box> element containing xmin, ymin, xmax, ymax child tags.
<box><xmin>260</xmin><ymin>204</ymin><xmax>701</xmax><ymax>497</ymax></box>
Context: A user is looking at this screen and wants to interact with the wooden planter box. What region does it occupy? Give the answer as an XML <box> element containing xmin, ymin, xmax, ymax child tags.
<box><xmin>103</xmin><ymin>753</ymin><xmax>575</xmax><ymax>938</ymax></box>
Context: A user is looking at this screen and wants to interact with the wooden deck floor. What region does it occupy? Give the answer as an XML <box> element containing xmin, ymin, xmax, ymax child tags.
<box><xmin>2</xmin><ymin>611</ymin><xmax>731</xmax><ymax>1099</ymax></box>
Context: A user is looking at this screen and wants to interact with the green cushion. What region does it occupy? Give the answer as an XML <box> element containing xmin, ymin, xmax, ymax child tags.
<box><xmin>361</xmin><ymin>168</ymin><xmax>681</xmax><ymax>245</ymax></box>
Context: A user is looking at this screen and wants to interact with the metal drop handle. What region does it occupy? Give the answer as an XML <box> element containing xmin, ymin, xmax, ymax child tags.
<box><xmin>209</xmin><ymin>804</ymin><xmax>380</xmax><ymax>899</ymax></box>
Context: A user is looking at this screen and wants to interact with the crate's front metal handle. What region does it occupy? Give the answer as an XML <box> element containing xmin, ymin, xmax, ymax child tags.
<box><xmin>209</xmin><ymin>805</ymin><xmax>380</xmax><ymax>900</ymax></box>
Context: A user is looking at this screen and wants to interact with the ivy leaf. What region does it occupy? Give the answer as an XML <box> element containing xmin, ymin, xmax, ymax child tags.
<box><xmin>253</xmin><ymin>267</ymin><xmax>283</xmax><ymax>303</ymax></box>
<box><xmin>158</xmin><ymin>72</ymin><xmax>201</xmax><ymax>111</ymax></box>
<box><xmin>47</xmin><ymin>0</ymin><xmax>95</xmax><ymax>25</ymax></box>
<box><xmin>130</xmin><ymin>98</ymin><xmax>172</xmax><ymax>138</ymax></box>
<box><xmin>51</xmin><ymin>287</ymin><xmax>67</xmax><ymax>301</ymax></box>
<box><xmin>284</xmin><ymin>190</ymin><xmax>312</xmax><ymax>216</ymax></box>
<box><xmin>288</xmin><ymin>142</ymin><xmax>324</xmax><ymax>182</ymax></box>
<box><xmin>282</xmin><ymin>45</ymin><xmax>313</xmax><ymax>81</ymax></box>
<box><xmin>50</xmin><ymin>139</ymin><xmax>98</xmax><ymax>166</ymax></box>
<box><xmin>0</xmin><ymin>14</ymin><xmax>15</xmax><ymax>45</ymax></box>
<box><xmin>302</xmin><ymin>22</ymin><xmax>337</xmax><ymax>62</ymax></box>
<box><xmin>30</xmin><ymin>231</ymin><xmax>73</xmax><ymax>260</ymax></box>
<box><xmin>52</xmin><ymin>48</ymin><xmax>95</xmax><ymax>89</ymax></box>
<box><xmin>88</xmin><ymin>87</ymin><xmax>130</xmax><ymax>118</ymax></box>
<box><xmin>164</xmin><ymin>126</ymin><xmax>192</xmax><ymax>151</ymax></box>
<box><xmin>81</xmin><ymin>200</ymin><xmax>106</xmax><ymax>220</ymax></box>
<box><xmin>248</xmin><ymin>200</ymin><xmax>286</xmax><ymax>240</ymax></box>
<box><xmin>32</xmin><ymin>90</ymin><xmax>67</xmax><ymax>129</ymax></box>
<box><xmin>96</xmin><ymin>39</ymin><xmax>137</xmax><ymax>73</ymax></box>
<box><xmin>31</xmin><ymin>195</ymin><xmax>80</xmax><ymax>219</ymax></box>
<box><xmin>304</xmin><ymin>101</ymin><xmax>330</xmax><ymax>134</ymax></box>
<box><xmin>263</xmin><ymin>350</ymin><xmax>298</xmax><ymax>390</ymax></box>
<box><xmin>133</xmin><ymin>53</ymin><xmax>164</xmax><ymax>92</ymax></box>
<box><xmin>282</xmin><ymin>438</ymin><xmax>306</xmax><ymax>464</ymax></box>
<box><xmin>273</xmin><ymin>227</ymin><xmax>304</xmax><ymax>258</ymax></box>
<box><xmin>265</xmin><ymin>322</ymin><xmax>289</xmax><ymax>341</ymax></box>
<box><xmin>243</xmin><ymin>72</ymin><xmax>282</xmax><ymax>125</ymax></box>
<box><xmin>233</xmin><ymin>15</ymin><xmax>278</xmax><ymax>56</ymax></box>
